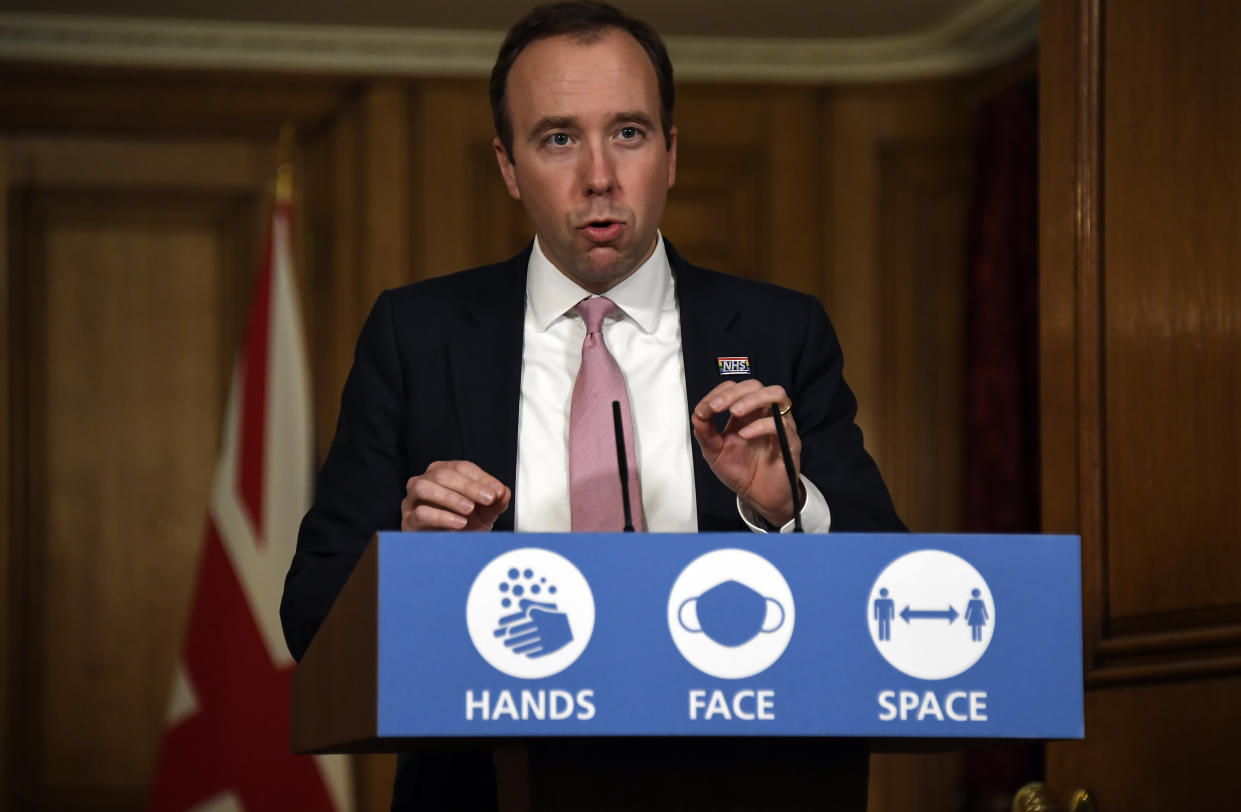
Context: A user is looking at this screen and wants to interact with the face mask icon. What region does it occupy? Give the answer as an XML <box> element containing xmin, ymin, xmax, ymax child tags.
<box><xmin>677</xmin><ymin>579</ymin><xmax>786</xmax><ymax>647</ymax></box>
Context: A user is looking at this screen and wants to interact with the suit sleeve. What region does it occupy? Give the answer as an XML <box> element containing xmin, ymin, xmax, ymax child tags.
<box><xmin>280</xmin><ymin>291</ymin><xmax>409</xmax><ymax>661</ymax></box>
<box><xmin>791</xmin><ymin>297</ymin><xmax>907</xmax><ymax>533</ymax></box>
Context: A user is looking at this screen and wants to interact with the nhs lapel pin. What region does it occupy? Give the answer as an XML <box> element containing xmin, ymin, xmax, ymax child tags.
<box><xmin>717</xmin><ymin>356</ymin><xmax>751</xmax><ymax>376</ymax></box>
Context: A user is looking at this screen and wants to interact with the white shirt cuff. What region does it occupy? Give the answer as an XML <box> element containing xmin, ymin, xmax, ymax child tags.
<box><xmin>737</xmin><ymin>475</ymin><xmax>831</xmax><ymax>534</ymax></box>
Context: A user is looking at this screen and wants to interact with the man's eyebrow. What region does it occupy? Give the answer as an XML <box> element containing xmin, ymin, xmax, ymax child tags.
<box><xmin>613</xmin><ymin>112</ymin><xmax>657</xmax><ymax>130</ymax></box>
<box><xmin>527</xmin><ymin>116</ymin><xmax>577</xmax><ymax>141</ymax></box>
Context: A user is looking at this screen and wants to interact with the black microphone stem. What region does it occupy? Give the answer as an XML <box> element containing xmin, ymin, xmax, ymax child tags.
<box><xmin>771</xmin><ymin>403</ymin><xmax>804</xmax><ymax>533</ymax></box>
<box><xmin>612</xmin><ymin>400</ymin><xmax>635</xmax><ymax>532</ymax></box>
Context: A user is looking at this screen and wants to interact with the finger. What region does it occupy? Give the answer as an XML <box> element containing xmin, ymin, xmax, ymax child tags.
<box><xmin>726</xmin><ymin>384</ymin><xmax>790</xmax><ymax>419</ymax></box>
<box><xmin>691</xmin><ymin>379</ymin><xmax>737</xmax><ymax>417</ymax></box>
<box><xmin>737</xmin><ymin>411</ymin><xmax>800</xmax><ymax>441</ymax></box>
<box><xmin>473</xmin><ymin>486</ymin><xmax>513</xmax><ymax>526</ymax></box>
<box><xmin>409</xmin><ymin>477</ymin><xmax>477</xmax><ymax>516</ymax></box>
<box><xmin>410</xmin><ymin>503</ymin><xmax>468</xmax><ymax>530</ymax></box>
<box><xmin>735</xmin><ymin>415</ymin><xmax>778</xmax><ymax>440</ymax></box>
<box><xmin>691</xmin><ymin>382</ymin><xmax>752</xmax><ymax>454</ymax></box>
<box><xmin>400</xmin><ymin>477</ymin><xmax>420</xmax><ymax>524</ymax></box>
<box><xmin>690</xmin><ymin>409</ymin><xmax>726</xmax><ymax>458</ymax></box>
<box><xmin>423</xmin><ymin>464</ymin><xmax>504</xmax><ymax>507</ymax></box>
<box><xmin>431</xmin><ymin>460</ymin><xmax>509</xmax><ymax>504</ymax></box>
<box><xmin>692</xmin><ymin>379</ymin><xmax>764</xmax><ymax>420</ymax></box>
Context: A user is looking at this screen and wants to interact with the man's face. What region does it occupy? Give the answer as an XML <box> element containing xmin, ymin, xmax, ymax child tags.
<box><xmin>494</xmin><ymin>30</ymin><xmax>677</xmax><ymax>294</ymax></box>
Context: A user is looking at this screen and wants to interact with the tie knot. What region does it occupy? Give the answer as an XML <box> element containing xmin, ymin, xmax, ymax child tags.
<box><xmin>576</xmin><ymin>296</ymin><xmax>617</xmax><ymax>334</ymax></box>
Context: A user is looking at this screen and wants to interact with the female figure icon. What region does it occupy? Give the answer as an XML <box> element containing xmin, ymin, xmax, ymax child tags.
<box><xmin>965</xmin><ymin>588</ymin><xmax>989</xmax><ymax>642</ymax></box>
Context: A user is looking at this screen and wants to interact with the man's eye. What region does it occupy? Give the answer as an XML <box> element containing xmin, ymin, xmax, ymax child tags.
<box><xmin>619</xmin><ymin>126</ymin><xmax>641</xmax><ymax>140</ymax></box>
<box><xmin>548</xmin><ymin>133</ymin><xmax>571</xmax><ymax>147</ymax></box>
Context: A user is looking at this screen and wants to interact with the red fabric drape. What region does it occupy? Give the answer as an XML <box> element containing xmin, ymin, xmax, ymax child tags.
<box><xmin>962</xmin><ymin>85</ymin><xmax>1040</xmax><ymax>536</ymax></box>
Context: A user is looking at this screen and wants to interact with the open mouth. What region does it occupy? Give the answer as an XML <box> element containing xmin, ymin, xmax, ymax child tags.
<box><xmin>581</xmin><ymin>221</ymin><xmax>623</xmax><ymax>243</ymax></box>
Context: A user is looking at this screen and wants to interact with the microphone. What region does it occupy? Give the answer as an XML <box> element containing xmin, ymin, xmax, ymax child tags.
<box><xmin>770</xmin><ymin>403</ymin><xmax>804</xmax><ymax>533</ymax></box>
<box><xmin>612</xmin><ymin>400</ymin><xmax>635</xmax><ymax>532</ymax></box>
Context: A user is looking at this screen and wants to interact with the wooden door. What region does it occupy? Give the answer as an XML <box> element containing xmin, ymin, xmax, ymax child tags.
<box><xmin>1040</xmin><ymin>1</ymin><xmax>1241</xmax><ymax>807</ymax></box>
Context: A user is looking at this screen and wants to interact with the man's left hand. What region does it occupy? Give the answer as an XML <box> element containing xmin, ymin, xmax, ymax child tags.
<box><xmin>691</xmin><ymin>379</ymin><xmax>802</xmax><ymax>527</ymax></box>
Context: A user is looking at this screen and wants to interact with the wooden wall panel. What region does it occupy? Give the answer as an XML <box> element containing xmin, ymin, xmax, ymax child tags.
<box><xmin>3</xmin><ymin>136</ymin><xmax>270</xmax><ymax>810</ymax></box>
<box><xmin>0</xmin><ymin>65</ymin><xmax>353</xmax><ymax>136</ymax></box>
<box><xmin>673</xmin><ymin>87</ymin><xmax>820</xmax><ymax>292</ymax></box>
<box><xmin>303</xmin><ymin>90</ymin><xmax>396</xmax><ymax>459</ymax></box>
<box><xmin>303</xmin><ymin>101</ymin><xmax>364</xmax><ymax>459</ymax></box>
<box><xmin>1042</xmin><ymin>0</ymin><xmax>1241</xmax><ymax>807</ymax></box>
<box><xmin>0</xmin><ymin>136</ymin><xmax>11</xmax><ymax>812</ymax></box>
<box><xmin>1045</xmin><ymin>674</ymin><xmax>1241</xmax><ymax>807</ymax></box>
<box><xmin>1042</xmin><ymin>0</ymin><xmax>1241</xmax><ymax>684</ymax></box>
<box><xmin>31</xmin><ymin>200</ymin><xmax>229</xmax><ymax>805</ymax></box>
<box><xmin>877</xmin><ymin>141</ymin><xmax>971</xmax><ymax>534</ymax></box>
<box><xmin>357</xmin><ymin>83</ymin><xmax>413</xmax><ymax>294</ymax></box>
<box><xmin>1101</xmin><ymin>0</ymin><xmax>1241</xmax><ymax>627</ymax></box>
<box><xmin>413</xmin><ymin>78</ymin><xmax>528</xmax><ymax>277</ymax></box>
<box><xmin>659</xmin><ymin>141</ymin><xmax>765</xmax><ymax>278</ymax></box>
<box><xmin>826</xmin><ymin>85</ymin><xmax>974</xmax><ymax>532</ymax></box>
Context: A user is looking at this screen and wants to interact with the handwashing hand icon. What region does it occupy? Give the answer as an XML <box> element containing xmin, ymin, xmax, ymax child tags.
<box><xmin>494</xmin><ymin>598</ymin><xmax>574</xmax><ymax>658</ymax></box>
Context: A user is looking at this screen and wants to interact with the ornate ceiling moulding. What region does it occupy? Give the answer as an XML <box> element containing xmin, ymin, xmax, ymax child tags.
<box><xmin>0</xmin><ymin>2</ymin><xmax>1037</xmax><ymax>82</ymax></box>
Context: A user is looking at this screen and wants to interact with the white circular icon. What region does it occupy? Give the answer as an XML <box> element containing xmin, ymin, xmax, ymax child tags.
<box><xmin>466</xmin><ymin>548</ymin><xmax>594</xmax><ymax>679</ymax></box>
<box><xmin>667</xmin><ymin>549</ymin><xmax>795</xmax><ymax>679</ymax></box>
<box><xmin>868</xmin><ymin>549</ymin><xmax>995</xmax><ymax>680</ymax></box>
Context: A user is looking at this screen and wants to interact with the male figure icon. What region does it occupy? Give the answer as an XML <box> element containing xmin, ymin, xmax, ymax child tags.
<box><xmin>873</xmin><ymin>587</ymin><xmax>896</xmax><ymax>641</ymax></box>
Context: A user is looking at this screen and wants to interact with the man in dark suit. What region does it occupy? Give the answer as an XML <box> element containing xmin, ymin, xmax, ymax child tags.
<box><xmin>282</xmin><ymin>2</ymin><xmax>903</xmax><ymax>808</ymax></box>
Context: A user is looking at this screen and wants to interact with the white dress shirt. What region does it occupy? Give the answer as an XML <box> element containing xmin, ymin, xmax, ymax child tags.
<box><xmin>514</xmin><ymin>235</ymin><xmax>829</xmax><ymax>533</ymax></box>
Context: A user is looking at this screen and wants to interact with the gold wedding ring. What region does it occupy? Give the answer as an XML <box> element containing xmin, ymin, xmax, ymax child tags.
<box><xmin>778</xmin><ymin>400</ymin><xmax>793</xmax><ymax>415</ymax></box>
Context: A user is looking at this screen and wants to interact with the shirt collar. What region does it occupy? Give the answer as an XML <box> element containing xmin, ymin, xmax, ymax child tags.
<box><xmin>526</xmin><ymin>232</ymin><xmax>671</xmax><ymax>334</ymax></box>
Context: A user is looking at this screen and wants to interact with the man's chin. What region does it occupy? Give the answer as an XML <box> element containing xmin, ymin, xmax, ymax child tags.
<box><xmin>570</xmin><ymin>249</ymin><xmax>639</xmax><ymax>293</ymax></box>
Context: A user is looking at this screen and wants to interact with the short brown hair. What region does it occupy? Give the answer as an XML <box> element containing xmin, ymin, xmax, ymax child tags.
<box><xmin>489</xmin><ymin>1</ymin><xmax>676</xmax><ymax>160</ymax></box>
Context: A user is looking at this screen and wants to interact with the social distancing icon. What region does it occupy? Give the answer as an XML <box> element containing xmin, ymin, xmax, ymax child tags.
<box><xmin>867</xmin><ymin>550</ymin><xmax>995</xmax><ymax>680</ymax></box>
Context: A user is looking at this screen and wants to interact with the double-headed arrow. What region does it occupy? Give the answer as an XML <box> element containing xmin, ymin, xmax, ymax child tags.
<box><xmin>900</xmin><ymin>605</ymin><xmax>959</xmax><ymax>624</ymax></box>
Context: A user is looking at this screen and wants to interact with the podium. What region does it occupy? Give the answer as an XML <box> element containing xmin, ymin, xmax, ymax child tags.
<box><xmin>292</xmin><ymin>533</ymin><xmax>1083</xmax><ymax>810</ymax></box>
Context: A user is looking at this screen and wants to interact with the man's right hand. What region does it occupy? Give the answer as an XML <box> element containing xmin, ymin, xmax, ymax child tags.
<box><xmin>401</xmin><ymin>460</ymin><xmax>512</xmax><ymax>531</ymax></box>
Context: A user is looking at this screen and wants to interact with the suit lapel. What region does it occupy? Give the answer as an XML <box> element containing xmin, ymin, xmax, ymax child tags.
<box><xmin>669</xmin><ymin>243</ymin><xmax>746</xmax><ymax>530</ymax></box>
<box><xmin>445</xmin><ymin>250</ymin><xmax>529</xmax><ymax>530</ymax></box>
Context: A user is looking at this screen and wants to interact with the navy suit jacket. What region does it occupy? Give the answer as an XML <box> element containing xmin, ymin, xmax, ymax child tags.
<box><xmin>281</xmin><ymin>239</ymin><xmax>903</xmax><ymax>663</ymax></box>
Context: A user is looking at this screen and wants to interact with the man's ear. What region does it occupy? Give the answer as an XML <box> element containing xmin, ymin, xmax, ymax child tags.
<box><xmin>493</xmin><ymin>137</ymin><xmax>522</xmax><ymax>201</ymax></box>
<box><xmin>666</xmin><ymin>126</ymin><xmax>678</xmax><ymax>190</ymax></box>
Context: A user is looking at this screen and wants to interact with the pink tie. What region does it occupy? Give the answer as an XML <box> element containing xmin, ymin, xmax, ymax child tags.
<box><xmin>569</xmin><ymin>297</ymin><xmax>643</xmax><ymax>532</ymax></box>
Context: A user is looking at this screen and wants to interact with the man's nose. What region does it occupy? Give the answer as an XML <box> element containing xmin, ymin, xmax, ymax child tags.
<box><xmin>582</xmin><ymin>142</ymin><xmax>617</xmax><ymax>196</ymax></box>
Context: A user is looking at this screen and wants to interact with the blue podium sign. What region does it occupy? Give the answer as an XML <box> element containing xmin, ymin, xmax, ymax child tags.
<box><xmin>375</xmin><ymin>533</ymin><xmax>1082</xmax><ymax>740</ymax></box>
